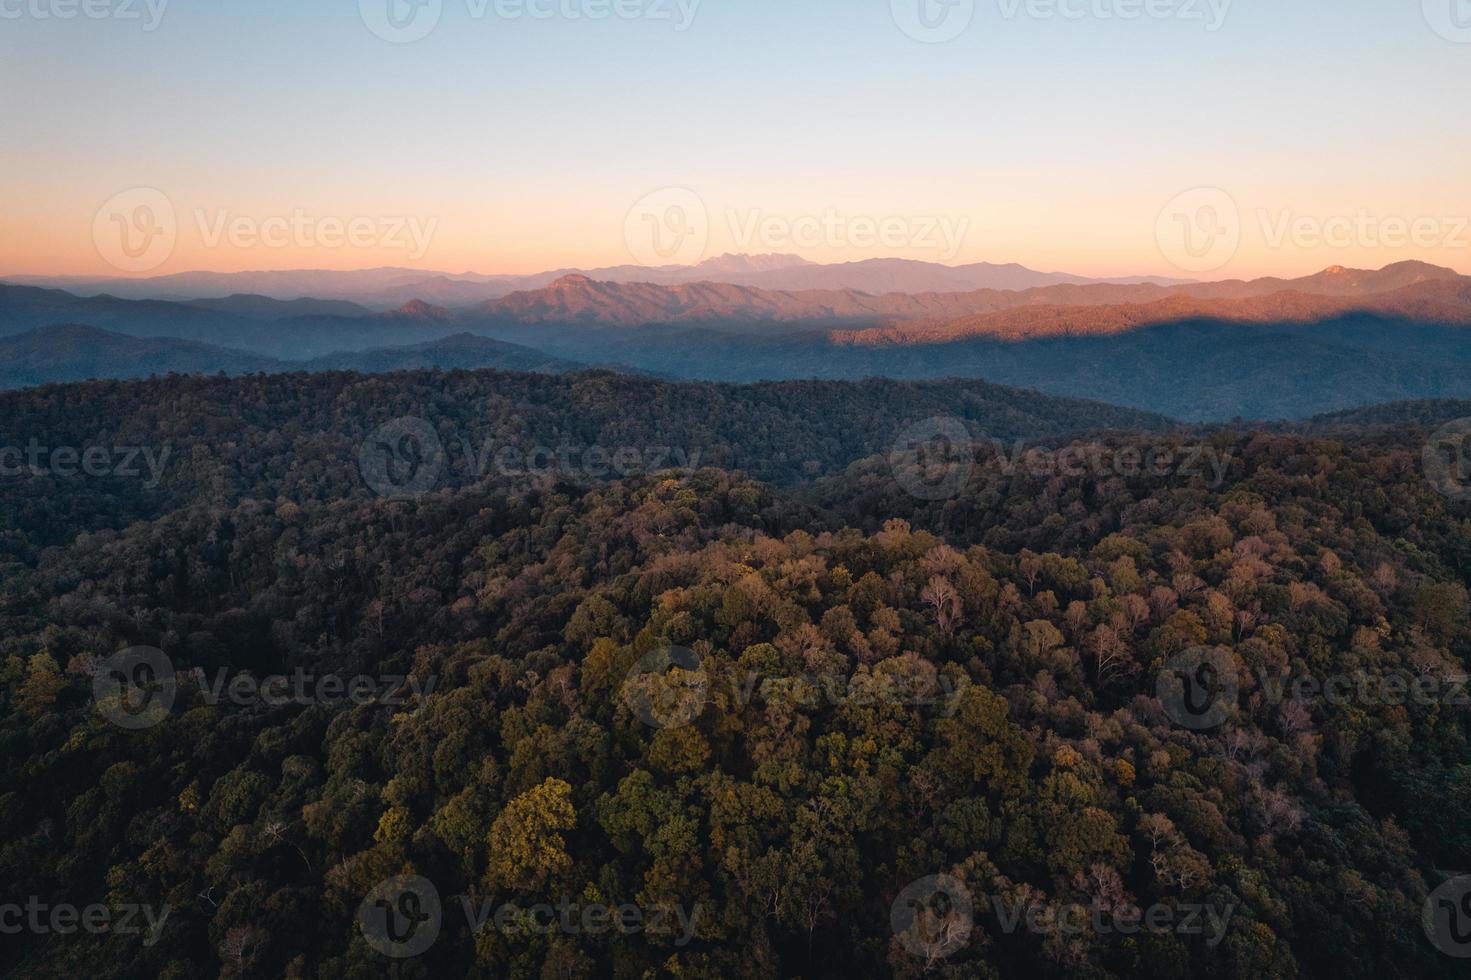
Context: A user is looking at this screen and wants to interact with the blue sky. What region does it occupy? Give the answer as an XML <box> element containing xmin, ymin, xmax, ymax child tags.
<box><xmin>3</xmin><ymin>0</ymin><xmax>1469</xmax><ymax>277</ymax></box>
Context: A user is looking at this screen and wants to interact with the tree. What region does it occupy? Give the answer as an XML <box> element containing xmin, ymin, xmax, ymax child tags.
<box><xmin>921</xmin><ymin>575</ymin><xmax>964</xmax><ymax>638</ymax></box>
<box><xmin>1087</xmin><ymin>624</ymin><xmax>1136</xmax><ymax>685</ymax></box>
<box><xmin>487</xmin><ymin>778</ymin><xmax>577</xmax><ymax>891</ymax></box>
<box><xmin>16</xmin><ymin>653</ymin><xmax>66</xmax><ymax>717</ymax></box>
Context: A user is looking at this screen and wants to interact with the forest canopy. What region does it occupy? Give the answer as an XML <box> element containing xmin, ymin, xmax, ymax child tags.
<box><xmin>2</xmin><ymin>369</ymin><xmax>1470</xmax><ymax>979</ymax></box>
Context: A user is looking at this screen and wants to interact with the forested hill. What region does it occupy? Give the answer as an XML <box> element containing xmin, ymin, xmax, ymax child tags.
<box><xmin>0</xmin><ymin>369</ymin><xmax>1174</xmax><ymax>562</ymax></box>
<box><xmin>3</xmin><ymin>370</ymin><xmax>1471</xmax><ymax>978</ymax></box>
<box><xmin>1290</xmin><ymin>399</ymin><xmax>1471</xmax><ymax>435</ymax></box>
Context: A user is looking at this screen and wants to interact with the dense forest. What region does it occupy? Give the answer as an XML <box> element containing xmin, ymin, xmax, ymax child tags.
<box><xmin>3</xmin><ymin>368</ymin><xmax>1470</xmax><ymax>978</ymax></box>
<box><xmin>0</xmin><ymin>370</ymin><xmax>1171</xmax><ymax>561</ymax></box>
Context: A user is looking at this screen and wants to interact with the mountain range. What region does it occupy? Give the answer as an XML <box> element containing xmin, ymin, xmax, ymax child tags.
<box><xmin>7</xmin><ymin>259</ymin><xmax>1458</xmax><ymax>340</ymax></box>
<box><xmin>0</xmin><ymin>325</ymin><xmax>586</xmax><ymax>390</ymax></box>
<box><xmin>6</xmin><ymin>254</ymin><xmax>1188</xmax><ymax>309</ymax></box>
<box><xmin>469</xmin><ymin>260</ymin><xmax>1470</xmax><ymax>331</ymax></box>
<box><xmin>3</xmin><ymin>259</ymin><xmax>1469</xmax><ymax>421</ymax></box>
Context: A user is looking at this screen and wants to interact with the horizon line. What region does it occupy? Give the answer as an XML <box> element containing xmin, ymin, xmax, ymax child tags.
<box><xmin>5</xmin><ymin>255</ymin><xmax>1468</xmax><ymax>286</ymax></box>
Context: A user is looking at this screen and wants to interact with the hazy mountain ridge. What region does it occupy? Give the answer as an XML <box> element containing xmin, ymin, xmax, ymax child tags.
<box><xmin>7</xmin><ymin>261</ymin><xmax>1455</xmax><ymax>341</ymax></box>
<box><xmin>0</xmin><ymin>324</ymin><xmax>280</xmax><ymax>389</ymax></box>
<box><xmin>184</xmin><ymin>293</ymin><xmax>373</xmax><ymax>319</ymax></box>
<box><xmin>466</xmin><ymin>261</ymin><xmax>1470</xmax><ymax>332</ymax></box>
<box><xmin>5</xmin><ymin>254</ymin><xmax>1186</xmax><ymax>308</ymax></box>
<box><xmin>0</xmin><ymin>325</ymin><xmax>592</xmax><ymax>390</ymax></box>
<box><xmin>1289</xmin><ymin>398</ymin><xmax>1471</xmax><ymax>434</ymax></box>
<box><xmin>301</xmin><ymin>332</ymin><xmax>583</xmax><ymax>375</ymax></box>
<box><xmin>5</xmin><ymin>262</ymin><xmax>1471</xmax><ymax>419</ymax></box>
<box><xmin>834</xmin><ymin>274</ymin><xmax>1471</xmax><ymax>345</ymax></box>
<box><xmin>0</xmin><ymin>283</ymin><xmax>464</xmax><ymax>358</ymax></box>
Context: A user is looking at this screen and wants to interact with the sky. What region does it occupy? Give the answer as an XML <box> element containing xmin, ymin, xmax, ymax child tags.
<box><xmin>2</xmin><ymin>0</ymin><xmax>1469</xmax><ymax>281</ymax></box>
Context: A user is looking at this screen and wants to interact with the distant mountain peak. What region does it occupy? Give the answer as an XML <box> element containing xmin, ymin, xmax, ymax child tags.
<box><xmin>393</xmin><ymin>299</ymin><xmax>453</xmax><ymax>318</ymax></box>
<box><xmin>692</xmin><ymin>253</ymin><xmax>811</xmax><ymax>274</ymax></box>
<box><xmin>1379</xmin><ymin>259</ymin><xmax>1454</xmax><ymax>273</ymax></box>
<box><xmin>1297</xmin><ymin>260</ymin><xmax>1464</xmax><ymax>293</ymax></box>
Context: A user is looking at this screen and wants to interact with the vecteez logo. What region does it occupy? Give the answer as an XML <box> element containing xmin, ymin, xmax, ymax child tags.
<box><xmin>890</xmin><ymin>874</ymin><xmax>975</xmax><ymax>961</ymax></box>
<box><xmin>359</xmin><ymin>876</ymin><xmax>442</xmax><ymax>957</ymax></box>
<box><xmin>361</xmin><ymin>0</ymin><xmax>701</xmax><ymax>42</ymax></box>
<box><xmin>1157</xmin><ymin>647</ymin><xmax>1238</xmax><ymax>730</ymax></box>
<box><xmin>891</xmin><ymin>0</ymin><xmax>976</xmax><ymax>43</ymax></box>
<box><xmin>889</xmin><ymin>417</ymin><xmax>976</xmax><ymax>501</ymax></box>
<box><xmin>93</xmin><ymin>646</ymin><xmax>176</xmax><ymax>730</ymax></box>
<box><xmin>1424</xmin><ymin>0</ymin><xmax>1471</xmax><ymax>43</ymax></box>
<box><xmin>1156</xmin><ymin>187</ymin><xmax>1240</xmax><ymax>274</ymax></box>
<box><xmin>93</xmin><ymin>187</ymin><xmax>176</xmax><ymax>273</ymax></box>
<box><xmin>621</xmin><ymin>644</ymin><xmax>709</xmax><ymax>729</ymax></box>
<box><xmin>359</xmin><ymin>417</ymin><xmax>447</xmax><ymax>500</ymax></box>
<box><xmin>624</xmin><ymin>188</ymin><xmax>710</xmax><ymax>267</ymax></box>
<box><xmin>726</xmin><ymin>209</ymin><xmax>971</xmax><ymax>261</ymax></box>
<box><xmin>1425</xmin><ymin>875</ymin><xmax>1471</xmax><ymax>958</ymax></box>
<box><xmin>996</xmin><ymin>0</ymin><xmax>1231</xmax><ymax>31</ymax></box>
<box><xmin>358</xmin><ymin>878</ymin><xmax>701</xmax><ymax>956</ymax></box>
<box><xmin>360</xmin><ymin>0</ymin><xmax>442</xmax><ymax>42</ymax></box>
<box><xmin>1424</xmin><ymin>418</ymin><xmax>1471</xmax><ymax>501</ymax></box>
<box><xmin>1255</xmin><ymin>209</ymin><xmax>1470</xmax><ymax>251</ymax></box>
<box><xmin>0</xmin><ymin>897</ymin><xmax>172</xmax><ymax>947</ymax></box>
<box><xmin>0</xmin><ymin>0</ymin><xmax>169</xmax><ymax>30</ymax></box>
<box><xmin>192</xmin><ymin>209</ymin><xmax>439</xmax><ymax>260</ymax></box>
<box><xmin>624</xmin><ymin>192</ymin><xmax>970</xmax><ymax>265</ymax></box>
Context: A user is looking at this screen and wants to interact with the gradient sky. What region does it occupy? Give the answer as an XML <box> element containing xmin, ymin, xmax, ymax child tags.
<box><xmin>3</xmin><ymin>0</ymin><xmax>1469</xmax><ymax>280</ymax></box>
